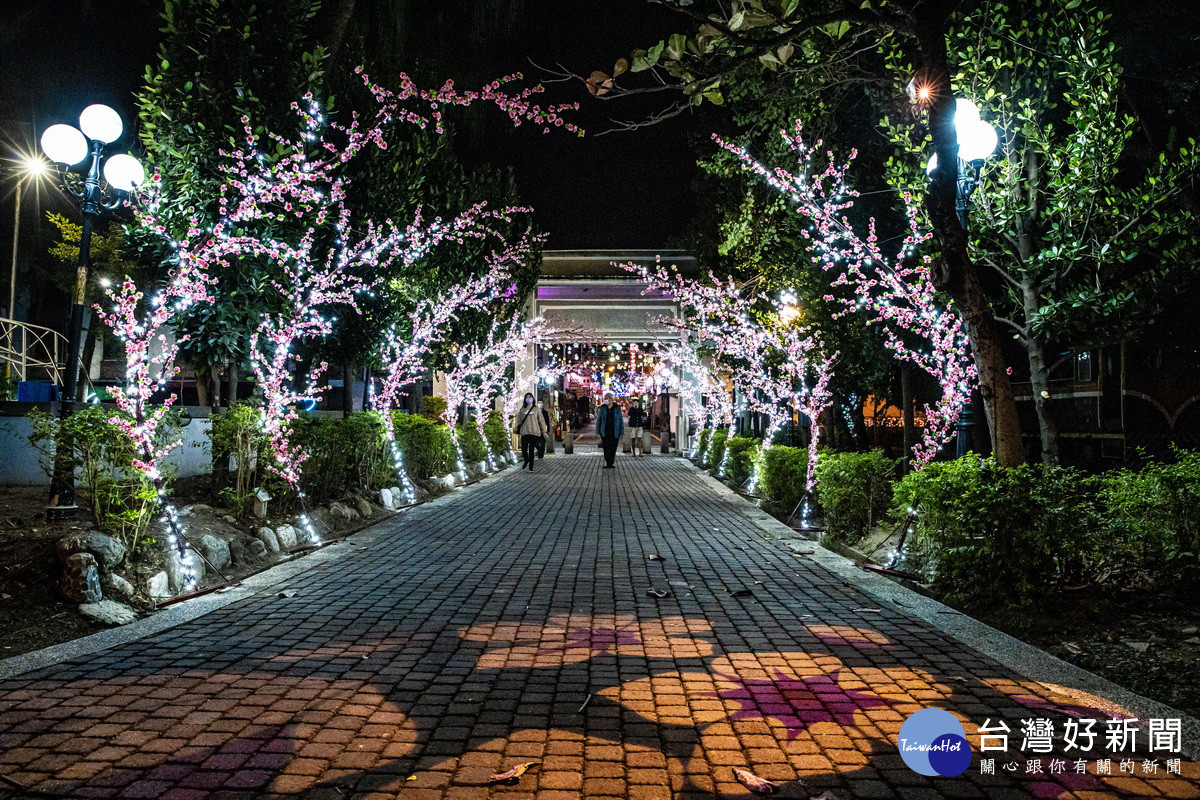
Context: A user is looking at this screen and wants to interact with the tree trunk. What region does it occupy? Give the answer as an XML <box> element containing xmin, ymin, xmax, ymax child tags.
<box><xmin>210</xmin><ymin>363</ymin><xmax>223</xmax><ymax>412</ymax></box>
<box><xmin>77</xmin><ymin>316</ymin><xmax>97</xmax><ymax>397</ymax></box>
<box><xmin>225</xmin><ymin>363</ymin><xmax>238</xmax><ymax>407</ymax></box>
<box><xmin>195</xmin><ymin>366</ymin><xmax>210</xmax><ymax>409</ymax></box>
<box><xmin>901</xmin><ymin>364</ymin><xmax>916</xmax><ymax>471</ymax></box>
<box><xmin>341</xmin><ymin>362</ymin><xmax>355</xmax><ymax>418</ymax></box>
<box><xmin>914</xmin><ymin>4</ymin><xmax>1025</xmax><ymax>467</ymax></box>
<box><xmin>1024</xmin><ymin>337</ymin><xmax>1060</xmax><ymax>465</ymax></box>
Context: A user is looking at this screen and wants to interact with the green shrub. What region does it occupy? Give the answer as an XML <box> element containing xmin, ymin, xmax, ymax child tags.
<box><xmin>708</xmin><ymin>428</ymin><xmax>730</xmax><ymax>474</ymax></box>
<box><xmin>814</xmin><ymin>449</ymin><xmax>898</xmax><ymax>543</ymax></box>
<box><xmin>27</xmin><ymin>404</ymin><xmax>178</xmax><ymax>553</ymax></box>
<box><xmin>758</xmin><ymin>445</ymin><xmax>808</xmax><ymax>518</ymax></box>
<box><xmin>483</xmin><ymin>411</ymin><xmax>511</xmax><ymax>455</ymax></box>
<box><xmin>1100</xmin><ymin>446</ymin><xmax>1200</xmax><ymax>564</ymax></box>
<box><xmin>457</xmin><ymin>424</ymin><xmax>489</xmax><ymax>464</ymax></box>
<box><xmin>389</xmin><ymin>412</ymin><xmax>454</xmax><ymax>480</ymax></box>
<box><xmin>892</xmin><ymin>456</ymin><xmax>1098</xmax><ymax>609</ymax></box>
<box><xmin>696</xmin><ymin>428</ymin><xmax>712</xmax><ymax>463</ymax></box>
<box><xmin>421</xmin><ymin>396</ymin><xmax>447</xmax><ymax>421</ymax></box>
<box><xmin>209</xmin><ymin>403</ymin><xmax>271</xmax><ymax>512</ymax></box>
<box><xmin>724</xmin><ymin>436</ymin><xmax>761</xmax><ymax>486</ymax></box>
<box><xmin>294</xmin><ymin>412</ymin><xmax>392</xmax><ymax>503</ymax></box>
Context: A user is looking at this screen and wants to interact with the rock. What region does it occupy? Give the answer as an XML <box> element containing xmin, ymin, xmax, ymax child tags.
<box><xmin>63</xmin><ymin>553</ymin><xmax>103</xmax><ymax>604</ymax></box>
<box><xmin>165</xmin><ymin>548</ymin><xmax>205</xmax><ymax>592</ymax></box>
<box><xmin>56</xmin><ymin>531</ymin><xmax>127</xmax><ymax>570</ymax></box>
<box><xmin>352</xmin><ymin>496</ymin><xmax>373</xmax><ymax>519</ymax></box>
<box><xmin>148</xmin><ymin>571</ymin><xmax>172</xmax><ymax>602</ymax></box>
<box><xmin>329</xmin><ymin>502</ymin><xmax>359</xmax><ymax>525</ymax></box>
<box><xmin>103</xmin><ymin>573</ymin><xmax>136</xmax><ymax>597</ymax></box>
<box><xmin>199</xmin><ymin>534</ymin><xmax>231</xmax><ymax>571</ymax></box>
<box><xmin>78</xmin><ymin>600</ymin><xmax>139</xmax><ymax>626</ymax></box>
<box><xmin>184</xmin><ymin>503</ymin><xmax>213</xmax><ymax>516</ymax></box>
<box><xmin>255</xmin><ymin>527</ymin><xmax>280</xmax><ymax>553</ymax></box>
<box><xmin>440</xmin><ymin>474</ymin><xmax>458</xmax><ymax>489</ymax></box>
<box><xmin>1180</xmin><ymin>626</ymin><xmax>1198</xmax><ymax>635</ymax></box>
<box><xmin>476</xmin><ymin>460</ymin><xmax>489</xmax><ymax>473</ymax></box>
<box><xmin>379</xmin><ymin>487</ymin><xmax>395</xmax><ymax>510</ymax></box>
<box><xmin>247</xmin><ymin>538</ymin><xmax>267</xmax><ymax>557</ymax></box>
<box><xmin>1123</xmin><ymin>640</ymin><xmax>1150</xmax><ymax>653</ymax></box>
<box><xmin>220</xmin><ymin>514</ymin><xmax>238</xmax><ymax>525</ymax></box>
<box><xmin>274</xmin><ymin>524</ymin><xmax>298</xmax><ymax>549</ymax></box>
<box><xmin>389</xmin><ymin>486</ymin><xmax>406</xmax><ymax>505</ymax></box>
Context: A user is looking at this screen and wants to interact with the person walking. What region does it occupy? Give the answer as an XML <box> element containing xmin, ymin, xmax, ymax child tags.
<box><xmin>515</xmin><ymin>392</ymin><xmax>548</xmax><ymax>471</ymax></box>
<box><xmin>627</xmin><ymin>397</ymin><xmax>648</xmax><ymax>457</ymax></box>
<box><xmin>596</xmin><ymin>393</ymin><xmax>624</xmax><ymax>469</ymax></box>
<box><xmin>536</xmin><ymin>399</ymin><xmax>552</xmax><ymax>459</ymax></box>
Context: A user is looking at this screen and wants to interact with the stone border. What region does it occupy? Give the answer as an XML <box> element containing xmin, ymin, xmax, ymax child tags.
<box><xmin>695</xmin><ymin>461</ymin><xmax>1200</xmax><ymax>760</ymax></box>
<box><xmin>0</xmin><ymin>464</ymin><xmax>521</xmax><ymax>681</ymax></box>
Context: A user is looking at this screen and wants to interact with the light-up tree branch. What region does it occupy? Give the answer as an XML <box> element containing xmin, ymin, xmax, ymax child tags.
<box><xmin>717</xmin><ymin>124</ymin><xmax>975</xmax><ymax>466</ymax></box>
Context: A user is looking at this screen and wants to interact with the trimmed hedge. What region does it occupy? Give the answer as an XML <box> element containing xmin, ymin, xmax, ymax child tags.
<box><xmin>893</xmin><ymin>456</ymin><xmax>1097</xmax><ymax>609</ymax></box>
<box><xmin>389</xmin><ymin>412</ymin><xmax>455</xmax><ymax>481</ymax></box>
<box><xmin>757</xmin><ymin>445</ymin><xmax>808</xmax><ymax>518</ymax></box>
<box><xmin>1100</xmin><ymin>446</ymin><xmax>1200</xmax><ymax>562</ymax></box>
<box><xmin>814</xmin><ymin>449</ymin><xmax>897</xmax><ymax>542</ymax></box>
<box><xmin>724</xmin><ymin>436</ymin><xmax>761</xmax><ymax>486</ymax></box>
<box><xmin>708</xmin><ymin>428</ymin><xmax>730</xmax><ymax>473</ymax></box>
<box><xmin>696</xmin><ymin>428</ymin><xmax>712</xmax><ymax>463</ymax></box>
<box><xmin>294</xmin><ymin>413</ymin><xmax>393</xmax><ymax>504</ymax></box>
<box><xmin>483</xmin><ymin>411</ymin><xmax>512</xmax><ymax>455</ymax></box>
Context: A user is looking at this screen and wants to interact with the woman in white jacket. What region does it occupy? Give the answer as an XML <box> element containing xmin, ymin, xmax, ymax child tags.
<box><xmin>514</xmin><ymin>392</ymin><xmax>549</xmax><ymax>471</ymax></box>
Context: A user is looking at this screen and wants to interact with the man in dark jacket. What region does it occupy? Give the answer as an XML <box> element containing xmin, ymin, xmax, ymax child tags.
<box><xmin>596</xmin><ymin>393</ymin><xmax>624</xmax><ymax>469</ymax></box>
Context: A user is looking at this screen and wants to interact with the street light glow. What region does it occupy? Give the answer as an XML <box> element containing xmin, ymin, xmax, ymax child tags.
<box><xmin>40</xmin><ymin>124</ymin><xmax>89</xmax><ymax>165</ymax></box>
<box><xmin>78</xmin><ymin>103</ymin><xmax>123</xmax><ymax>144</ymax></box>
<box><xmin>103</xmin><ymin>153</ymin><xmax>146</xmax><ymax>191</ymax></box>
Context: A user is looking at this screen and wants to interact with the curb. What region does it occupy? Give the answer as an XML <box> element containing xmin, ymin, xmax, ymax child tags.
<box><xmin>688</xmin><ymin>458</ymin><xmax>1200</xmax><ymax>760</ymax></box>
<box><xmin>0</xmin><ymin>463</ymin><xmax>522</xmax><ymax>682</ymax></box>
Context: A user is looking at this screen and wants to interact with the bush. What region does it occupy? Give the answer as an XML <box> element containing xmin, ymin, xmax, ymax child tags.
<box><xmin>421</xmin><ymin>396</ymin><xmax>447</xmax><ymax>421</ymax></box>
<box><xmin>27</xmin><ymin>405</ymin><xmax>178</xmax><ymax>553</ymax></box>
<box><xmin>758</xmin><ymin>445</ymin><xmax>808</xmax><ymax>519</ymax></box>
<box><xmin>209</xmin><ymin>403</ymin><xmax>271</xmax><ymax>512</ymax></box>
<box><xmin>1099</xmin><ymin>447</ymin><xmax>1200</xmax><ymax>564</ymax></box>
<box><xmin>724</xmin><ymin>436</ymin><xmax>761</xmax><ymax>486</ymax></box>
<box><xmin>294</xmin><ymin>413</ymin><xmax>392</xmax><ymax>504</ymax></box>
<box><xmin>892</xmin><ymin>456</ymin><xmax>1098</xmax><ymax>609</ymax></box>
<box><xmin>483</xmin><ymin>411</ymin><xmax>511</xmax><ymax>455</ymax></box>
<box><xmin>457</xmin><ymin>424</ymin><xmax>489</xmax><ymax>464</ymax></box>
<box><xmin>389</xmin><ymin>412</ymin><xmax>454</xmax><ymax>480</ymax></box>
<box><xmin>708</xmin><ymin>428</ymin><xmax>730</xmax><ymax>474</ymax></box>
<box><xmin>696</xmin><ymin>428</ymin><xmax>712</xmax><ymax>463</ymax></box>
<box><xmin>814</xmin><ymin>450</ymin><xmax>898</xmax><ymax>543</ymax></box>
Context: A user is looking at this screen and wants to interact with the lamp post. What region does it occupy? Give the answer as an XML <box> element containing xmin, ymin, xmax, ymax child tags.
<box><xmin>927</xmin><ymin>98</ymin><xmax>998</xmax><ymax>455</ymax></box>
<box><xmin>925</xmin><ymin>98</ymin><xmax>999</xmax><ymax>230</ymax></box>
<box><xmin>40</xmin><ymin>104</ymin><xmax>145</xmax><ymax>514</ymax></box>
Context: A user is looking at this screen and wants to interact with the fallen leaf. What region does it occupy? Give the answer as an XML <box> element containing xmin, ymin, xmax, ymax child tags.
<box><xmin>487</xmin><ymin>762</ymin><xmax>538</xmax><ymax>784</ymax></box>
<box><xmin>646</xmin><ymin>588</ymin><xmax>670</xmax><ymax>598</ymax></box>
<box><xmin>730</xmin><ymin>588</ymin><xmax>754</xmax><ymax>598</ymax></box>
<box><xmin>648</xmin><ymin>554</ymin><xmax>664</xmax><ymax>561</ymax></box>
<box><xmin>278</xmin><ymin>590</ymin><xmax>298</xmax><ymax>598</ymax></box>
<box><xmin>732</xmin><ymin>767</ymin><xmax>777</xmax><ymax>794</ymax></box>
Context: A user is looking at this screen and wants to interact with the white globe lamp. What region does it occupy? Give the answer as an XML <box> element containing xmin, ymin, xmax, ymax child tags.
<box><xmin>40</xmin><ymin>124</ymin><xmax>89</xmax><ymax>166</ymax></box>
<box><xmin>102</xmin><ymin>153</ymin><xmax>146</xmax><ymax>192</ymax></box>
<box><xmin>78</xmin><ymin>104</ymin><xmax>123</xmax><ymax>144</ymax></box>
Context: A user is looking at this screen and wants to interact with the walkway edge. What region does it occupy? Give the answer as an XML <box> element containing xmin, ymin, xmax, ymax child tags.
<box><xmin>0</xmin><ymin>466</ymin><xmax>522</xmax><ymax>682</ymax></box>
<box><xmin>695</xmin><ymin>460</ymin><xmax>1200</xmax><ymax>759</ymax></box>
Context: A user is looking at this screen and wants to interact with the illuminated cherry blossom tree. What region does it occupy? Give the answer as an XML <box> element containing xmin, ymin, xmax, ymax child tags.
<box><xmin>717</xmin><ymin>124</ymin><xmax>975</xmax><ymax>465</ymax></box>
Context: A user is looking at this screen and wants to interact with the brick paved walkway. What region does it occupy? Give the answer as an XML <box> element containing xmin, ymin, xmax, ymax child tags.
<box><xmin>2</xmin><ymin>454</ymin><xmax>1198</xmax><ymax>799</ymax></box>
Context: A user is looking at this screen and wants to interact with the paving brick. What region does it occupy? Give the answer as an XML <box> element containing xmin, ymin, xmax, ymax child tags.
<box><xmin>0</xmin><ymin>455</ymin><xmax>1197</xmax><ymax>799</ymax></box>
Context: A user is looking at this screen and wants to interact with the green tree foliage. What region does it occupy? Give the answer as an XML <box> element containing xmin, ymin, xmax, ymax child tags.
<box><xmin>879</xmin><ymin>1</ymin><xmax>1200</xmax><ymax>462</ymax></box>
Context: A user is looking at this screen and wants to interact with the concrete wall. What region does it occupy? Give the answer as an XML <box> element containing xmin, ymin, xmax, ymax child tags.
<box><xmin>0</xmin><ymin>409</ymin><xmax>213</xmax><ymax>486</ymax></box>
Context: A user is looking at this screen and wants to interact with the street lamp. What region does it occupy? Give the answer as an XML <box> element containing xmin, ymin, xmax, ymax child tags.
<box><xmin>7</xmin><ymin>155</ymin><xmax>50</xmax><ymax>322</ymax></box>
<box><xmin>41</xmin><ymin>104</ymin><xmax>145</xmax><ymax>514</ymax></box>
<box><xmin>926</xmin><ymin>98</ymin><xmax>998</xmax><ymax>455</ymax></box>
<box><xmin>925</xmin><ymin>98</ymin><xmax>999</xmax><ymax>229</ymax></box>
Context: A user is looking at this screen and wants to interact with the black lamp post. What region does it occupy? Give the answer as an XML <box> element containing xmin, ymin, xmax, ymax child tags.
<box><xmin>926</xmin><ymin>97</ymin><xmax>998</xmax><ymax>456</ymax></box>
<box><xmin>41</xmin><ymin>105</ymin><xmax>145</xmax><ymax>514</ymax></box>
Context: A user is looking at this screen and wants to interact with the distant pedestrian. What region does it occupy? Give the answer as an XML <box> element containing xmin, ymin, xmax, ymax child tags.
<box><xmin>596</xmin><ymin>393</ymin><xmax>624</xmax><ymax>469</ymax></box>
<box><xmin>627</xmin><ymin>397</ymin><xmax>647</xmax><ymax>457</ymax></box>
<box><xmin>515</xmin><ymin>392</ymin><xmax>548</xmax><ymax>471</ymax></box>
<box><xmin>536</xmin><ymin>400</ymin><xmax>552</xmax><ymax>459</ymax></box>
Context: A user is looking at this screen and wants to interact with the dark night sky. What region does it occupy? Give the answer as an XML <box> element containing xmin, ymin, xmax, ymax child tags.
<box><xmin>0</xmin><ymin>0</ymin><xmax>702</xmax><ymax>257</ymax></box>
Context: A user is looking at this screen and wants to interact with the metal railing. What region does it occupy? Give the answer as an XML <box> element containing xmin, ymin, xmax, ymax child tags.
<box><xmin>0</xmin><ymin>316</ymin><xmax>68</xmax><ymax>385</ymax></box>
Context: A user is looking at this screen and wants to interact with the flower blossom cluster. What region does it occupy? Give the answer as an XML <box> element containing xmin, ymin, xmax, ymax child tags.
<box><xmin>716</xmin><ymin>123</ymin><xmax>976</xmax><ymax>465</ymax></box>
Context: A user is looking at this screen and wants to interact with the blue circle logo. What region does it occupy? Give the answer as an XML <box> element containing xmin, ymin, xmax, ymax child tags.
<box><xmin>897</xmin><ymin>709</ymin><xmax>972</xmax><ymax>776</ymax></box>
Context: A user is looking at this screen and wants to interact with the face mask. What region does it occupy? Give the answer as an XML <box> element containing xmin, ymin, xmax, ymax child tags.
<box><xmin>537</xmin><ymin>403</ymin><xmax>543</xmax><ymax>408</ymax></box>
<box><xmin>525</xmin><ymin>398</ymin><xmax>532</xmax><ymax>404</ymax></box>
